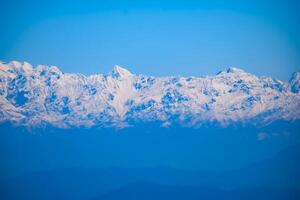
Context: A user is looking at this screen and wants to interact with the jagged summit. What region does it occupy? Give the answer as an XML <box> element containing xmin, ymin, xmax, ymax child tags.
<box><xmin>110</xmin><ymin>65</ymin><xmax>133</xmax><ymax>79</ymax></box>
<box><xmin>226</xmin><ymin>67</ymin><xmax>246</xmax><ymax>73</ymax></box>
<box><xmin>216</xmin><ymin>67</ymin><xmax>247</xmax><ymax>76</ymax></box>
<box><xmin>0</xmin><ymin>61</ymin><xmax>300</xmax><ymax>129</ymax></box>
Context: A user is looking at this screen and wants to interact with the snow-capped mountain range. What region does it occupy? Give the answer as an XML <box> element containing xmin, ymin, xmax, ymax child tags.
<box><xmin>0</xmin><ymin>61</ymin><xmax>299</xmax><ymax>128</ymax></box>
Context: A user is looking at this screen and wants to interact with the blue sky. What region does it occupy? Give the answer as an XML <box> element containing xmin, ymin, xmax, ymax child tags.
<box><xmin>1</xmin><ymin>0</ymin><xmax>299</xmax><ymax>80</ymax></box>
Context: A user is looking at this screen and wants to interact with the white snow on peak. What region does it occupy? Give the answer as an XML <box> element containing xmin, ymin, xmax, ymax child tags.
<box><xmin>48</xmin><ymin>65</ymin><xmax>62</xmax><ymax>75</ymax></box>
<box><xmin>226</xmin><ymin>67</ymin><xmax>245</xmax><ymax>73</ymax></box>
<box><xmin>110</xmin><ymin>65</ymin><xmax>133</xmax><ymax>79</ymax></box>
<box><xmin>0</xmin><ymin>61</ymin><xmax>299</xmax><ymax>129</ymax></box>
<box><xmin>216</xmin><ymin>67</ymin><xmax>248</xmax><ymax>76</ymax></box>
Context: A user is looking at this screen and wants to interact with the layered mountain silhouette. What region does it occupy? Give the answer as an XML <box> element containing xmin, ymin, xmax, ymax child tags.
<box><xmin>1</xmin><ymin>144</ymin><xmax>299</xmax><ymax>200</ymax></box>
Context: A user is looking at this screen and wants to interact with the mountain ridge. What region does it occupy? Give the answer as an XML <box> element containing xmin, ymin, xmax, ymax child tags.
<box><xmin>0</xmin><ymin>60</ymin><xmax>299</xmax><ymax>128</ymax></box>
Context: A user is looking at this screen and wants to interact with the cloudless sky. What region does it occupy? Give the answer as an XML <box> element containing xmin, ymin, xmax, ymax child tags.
<box><xmin>1</xmin><ymin>0</ymin><xmax>299</xmax><ymax>80</ymax></box>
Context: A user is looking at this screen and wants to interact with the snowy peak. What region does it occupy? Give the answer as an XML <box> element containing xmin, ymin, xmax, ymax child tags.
<box><xmin>226</xmin><ymin>67</ymin><xmax>246</xmax><ymax>73</ymax></box>
<box><xmin>289</xmin><ymin>71</ymin><xmax>300</xmax><ymax>93</ymax></box>
<box><xmin>1</xmin><ymin>61</ymin><xmax>32</xmax><ymax>74</ymax></box>
<box><xmin>0</xmin><ymin>61</ymin><xmax>300</xmax><ymax>129</ymax></box>
<box><xmin>215</xmin><ymin>67</ymin><xmax>258</xmax><ymax>84</ymax></box>
<box><xmin>216</xmin><ymin>67</ymin><xmax>248</xmax><ymax>76</ymax></box>
<box><xmin>110</xmin><ymin>65</ymin><xmax>133</xmax><ymax>79</ymax></box>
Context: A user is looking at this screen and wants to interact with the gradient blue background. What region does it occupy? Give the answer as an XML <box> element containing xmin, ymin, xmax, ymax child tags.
<box><xmin>1</xmin><ymin>0</ymin><xmax>299</xmax><ymax>80</ymax></box>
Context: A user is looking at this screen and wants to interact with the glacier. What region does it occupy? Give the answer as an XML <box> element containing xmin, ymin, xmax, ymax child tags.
<box><xmin>0</xmin><ymin>60</ymin><xmax>299</xmax><ymax>128</ymax></box>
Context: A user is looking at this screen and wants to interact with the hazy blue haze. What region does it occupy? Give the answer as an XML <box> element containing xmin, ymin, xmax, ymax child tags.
<box><xmin>1</xmin><ymin>122</ymin><xmax>300</xmax><ymax>199</ymax></box>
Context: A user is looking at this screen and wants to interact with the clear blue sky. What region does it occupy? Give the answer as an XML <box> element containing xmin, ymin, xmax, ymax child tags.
<box><xmin>1</xmin><ymin>0</ymin><xmax>299</xmax><ymax>80</ymax></box>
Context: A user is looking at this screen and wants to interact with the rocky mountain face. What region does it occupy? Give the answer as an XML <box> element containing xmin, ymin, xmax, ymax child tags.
<box><xmin>0</xmin><ymin>61</ymin><xmax>299</xmax><ymax>128</ymax></box>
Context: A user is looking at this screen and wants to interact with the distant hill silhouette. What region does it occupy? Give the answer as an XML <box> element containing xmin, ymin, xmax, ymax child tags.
<box><xmin>1</xmin><ymin>144</ymin><xmax>299</xmax><ymax>200</ymax></box>
<box><xmin>92</xmin><ymin>182</ymin><xmax>300</xmax><ymax>200</ymax></box>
